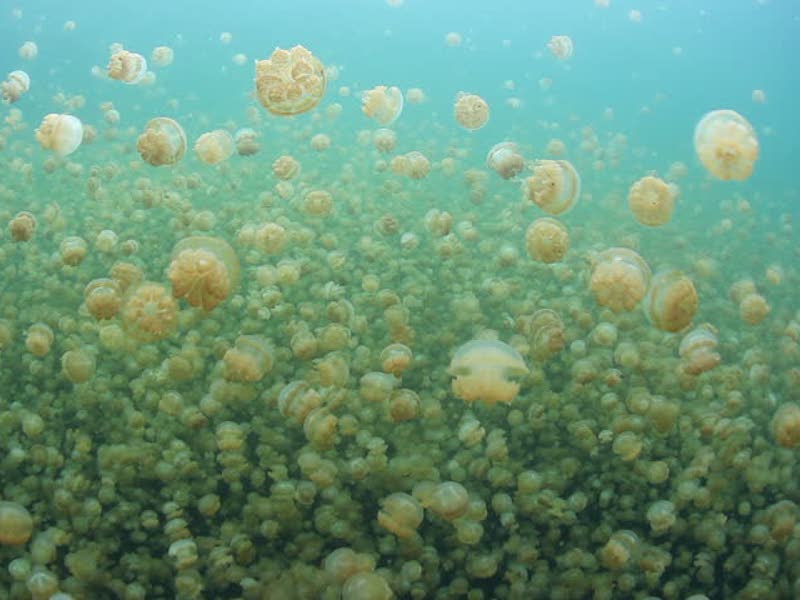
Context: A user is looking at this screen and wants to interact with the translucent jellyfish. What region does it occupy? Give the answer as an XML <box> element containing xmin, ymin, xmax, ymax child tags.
<box><xmin>18</xmin><ymin>41</ymin><xmax>38</xmax><ymax>61</ymax></box>
<box><xmin>256</xmin><ymin>223</ymin><xmax>287</xmax><ymax>254</ymax></box>
<box><xmin>168</xmin><ymin>236</ymin><xmax>240</xmax><ymax>311</ymax></box>
<box><xmin>772</xmin><ymin>404</ymin><xmax>800</xmax><ymax>449</ymax></box>
<box><xmin>373</xmin><ymin>128</ymin><xmax>397</xmax><ymax>153</ymax></box>
<box><xmin>362</xmin><ymin>85</ymin><xmax>404</xmax><ymax>125</ymax></box>
<box><xmin>273</xmin><ymin>155</ymin><xmax>300</xmax><ymax>180</ymax></box>
<box><xmin>223</xmin><ymin>335</ymin><xmax>273</xmax><ymax>382</ymax></box>
<box><xmin>61</xmin><ymin>348</ymin><xmax>96</xmax><ymax>384</ymax></box>
<box><xmin>35</xmin><ymin>114</ymin><xmax>83</xmax><ymax>156</ymax></box>
<box><xmin>137</xmin><ymin>117</ymin><xmax>187</xmax><ymax>166</ymax></box>
<box><xmin>234</xmin><ymin>128</ymin><xmax>260</xmax><ymax>156</ymax></box>
<box><xmin>628</xmin><ymin>175</ymin><xmax>676</xmax><ymax>226</ymax></box>
<box><xmin>107</xmin><ymin>50</ymin><xmax>147</xmax><ymax>84</ymax></box>
<box><xmin>151</xmin><ymin>46</ymin><xmax>174</xmax><ymax>67</ymax></box>
<box><xmin>644</xmin><ymin>270</ymin><xmax>698</xmax><ymax>332</ymax></box>
<box><xmin>25</xmin><ymin>323</ymin><xmax>54</xmax><ymax>357</ymax></box>
<box><xmin>2</xmin><ymin>70</ymin><xmax>30</xmax><ymax>104</ymax></box>
<box><xmin>303</xmin><ymin>190</ymin><xmax>334</xmax><ymax>217</ymax></box>
<box><xmin>486</xmin><ymin>142</ymin><xmax>524</xmax><ymax>180</ymax></box>
<box><xmin>342</xmin><ymin>573</ymin><xmax>393</xmax><ymax>600</ymax></box>
<box><xmin>523</xmin><ymin>159</ymin><xmax>581</xmax><ymax>215</ymax></box>
<box><xmin>121</xmin><ymin>282</ymin><xmax>178</xmax><ymax>342</ymax></box>
<box><xmin>377</xmin><ymin>493</ymin><xmax>423</xmax><ymax>539</ymax></box>
<box><xmin>694</xmin><ymin>110</ymin><xmax>759</xmax><ymax>181</ymax></box>
<box><xmin>454</xmin><ymin>93</ymin><xmax>489</xmax><ymax>130</ymax></box>
<box><xmin>310</xmin><ymin>133</ymin><xmax>331</xmax><ymax>151</ymax></box>
<box><xmin>194</xmin><ymin>130</ymin><xmax>234</xmax><ymax>165</ymax></box>
<box><xmin>8</xmin><ymin>211</ymin><xmax>36</xmax><ymax>241</ymax></box>
<box><xmin>525</xmin><ymin>217</ymin><xmax>569</xmax><ymax>263</ymax></box>
<box><xmin>589</xmin><ymin>248</ymin><xmax>652</xmax><ymax>312</ymax></box>
<box><xmin>255</xmin><ymin>45</ymin><xmax>326</xmax><ymax>116</ymax></box>
<box><xmin>0</xmin><ymin>502</ymin><xmax>33</xmax><ymax>545</ymax></box>
<box><xmin>59</xmin><ymin>236</ymin><xmax>88</xmax><ymax>266</ymax></box>
<box><xmin>751</xmin><ymin>89</ymin><xmax>766</xmax><ymax>104</ymax></box>
<box><xmin>84</xmin><ymin>278</ymin><xmax>123</xmax><ymax>320</ymax></box>
<box><xmin>445</xmin><ymin>32</ymin><xmax>463</xmax><ymax>47</ymax></box>
<box><xmin>405</xmin><ymin>87</ymin><xmax>425</xmax><ymax>104</ymax></box>
<box><xmin>739</xmin><ymin>292</ymin><xmax>770</xmax><ymax>325</ymax></box>
<box><xmin>527</xmin><ymin>309</ymin><xmax>566</xmax><ymax>361</ymax></box>
<box><xmin>678</xmin><ymin>324</ymin><xmax>720</xmax><ymax>375</ymax></box>
<box><xmin>547</xmin><ymin>35</ymin><xmax>574</xmax><ymax>60</ymax></box>
<box><xmin>448</xmin><ymin>339</ymin><xmax>528</xmax><ymax>405</ymax></box>
<box><xmin>415</xmin><ymin>481</ymin><xmax>470</xmax><ymax>521</ymax></box>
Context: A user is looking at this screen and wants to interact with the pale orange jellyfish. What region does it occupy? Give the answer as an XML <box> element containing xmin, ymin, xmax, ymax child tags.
<box><xmin>678</xmin><ymin>324</ymin><xmax>720</xmax><ymax>375</ymax></box>
<box><xmin>525</xmin><ymin>217</ymin><xmax>569</xmax><ymax>263</ymax></box>
<box><xmin>137</xmin><ymin>117</ymin><xmax>187</xmax><ymax>166</ymax></box>
<box><xmin>168</xmin><ymin>236</ymin><xmax>240</xmax><ymax>311</ymax></box>
<box><xmin>523</xmin><ymin>159</ymin><xmax>581</xmax><ymax>215</ymax></box>
<box><xmin>486</xmin><ymin>142</ymin><xmax>524</xmax><ymax>180</ymax></box>
<box><xmin>448</xmin><ymin>339</ymin><xmax>528</xmax><ymax>405</ymax></box>
<box><xmin>628</xmin><ymin>175</ymin><xmax>676</xmax><ymax>226</ymax></box>
<box><xmin>255</xmin><ymin>45</ymin><xmax>326</xmax><ymax>116</ymax></box>
<box><xmin>547</xmin><ymin>35</ymin><xmax>574</xmax><ymax>60</ymax></box>
<box><xmin>454</xmin><ymin>93</ymin><xmax>489</xmax><ymax>130</ymax></box>
<box><xmin>35</xmin><ymin>114</ymin><xmax>83</xmax><ymax>156</ymax></box>
<box><xmin>121</xmin><ymin>282</ymin><xmax>178</xmax><ymax>342</ymax></box>
<box><xmin>107</xmin><ymin>50</ymin><xmax>147</xmax><ymax>84</ymax></box>
<box><xmin>694</xmin><ymin>109</ymin><xmax>759</xmax><ymax>181</ymax></box>
<box><xmin>2</xmin><ymin>70</ymin><xmax>30</xmax><ymax>104</ymax></box>
<box><xmin>194</xmin><ymin>130</ymin><xmax>234</xmax><ymax>165</ymax></box>
<box><xmin>362</xmin><ymin>85</ymin><xmax>404</xmax><ymax>125</ymax></box>
<box><xmin>589</xmin><ymin>248</ymin><xmax>651</xmax><ymax>312</ymax></box>
<box><xmin>643</xmin><ymin>270</ymin><xmax>698</xmax><ymax>332</ymax></box>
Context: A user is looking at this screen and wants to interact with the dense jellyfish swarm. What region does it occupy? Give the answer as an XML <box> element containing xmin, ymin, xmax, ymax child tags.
<box><xmin>0</xmin><ymin>25</ymin><xmax>796</xmax><ymax>600</ymax></box>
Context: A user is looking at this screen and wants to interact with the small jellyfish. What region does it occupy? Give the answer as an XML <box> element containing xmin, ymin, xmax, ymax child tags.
<box><xmin>772</xmin><ymin>404</ymin><xmax>800</xmax><ymax>449</ymax></box>
<box><xmin>35</xmin><ymin>114</ymin><xmax>83</xmax><ymax>156</ymax></box>
<box><xmin>739</xmin><ymin>292</ymin><xmax>770</xmax><ymax>325</ymax></box>
<box><xmin>486</xmin><ymin>142</ymin><xmax>524</xmax><ymax>180</ymax></box>
<box><xmin>362</xmin><ymin>85</ymin><xmax>404</xmax><ymax>125</ymax></box>
<box><xmin>194</xmin><ymin>130</ymin><xmax>235</xmax><ymax>165</ymax></box>
<box><xmin>547</xmin><ymin>35</ymin><xmax>574</xmax><ymax>60</ymax></box>
<box><xmin>448</xmin><ymin>339</ymin><xmax>528</xmax><ymax>405</ymax></box>
<box><xmin>272</xmin><ymin>155</ymin><xmax>300</xmax><ymax>180</ymax></box>
<box><xmin>8</xmin><ymin>211</ymin><xmax>36</xmax><ymax>241</ymax></box>
<box><xmin>589</xmin><ymin>248</ymin><xmax>651</xmax><ymax>312</ymax></box>
<box><xmin>168</xmin><ymin>236</ymin><xmax>240</xmax><ymax>311</ymax></box>
<box><xmin>151</xmin><ymin>46</ymin><xmax>174</xmax><ymax>68</ymax></box>
<box><xmin>751</xmin><ymin>89</ymin><xmax>767</xmax><ymax>104</ymax></box>
<box><xmin>694</xmin><ymin>109</ymin><xmax>759</xmax><ymax>181</ymax></box>
<box><xmin>0</xmin><ymin>502</ymin><xmax>33</xmax><ymax>545</ymax></box>
<box><xmin>61</xmin><ymin>348</ymin><xmax>96</xmax><ymax>384</ymax></box>
<box><xmin>121</xmin><ymin>282</ymin><xmax>178</xmax><ymax>342</ymax></box>
<box><xmin>25</xmin><ymin>323</ymin><xmax>54</xmax><ymax>357</ymax></box>
<box><xmin>445</xmin><ymin>32</ymin><xmax>463</xmax><ymax>47</ymax></box>
<box><xmin>303</xmin><ymin>190</ymin><xmax>334</xmax><ymax>218</ymax></box>
<box><xmin>137</xmin><ymin>117</ymin><xmax>187</xmax><ymax>166</ymax></box>
<box><xmin>527</xmin><ymin>309</ymin><xmax>566</xmax><ymax>361</ymax></box>
<box><xmin>223</xmin><ymin>335</ymin><xmax>273</xmax><ymax>382</ymax></box>
<box><xmin>255</xmin><ymin>45</ymin><xmax>326</xmax><ymax>116</ymax></box>
<box><xmin>628</xmin><ymin>175</ymin><xmax>676</xmax><ymax>226</ymax></box>
<box><xmin>18</xmin><ymin>41</ymin><xmax>38</xmax><ymax>61</ymax></box>
<box><xmin>107</xmin><ymin>49</ymin><xmax>148</xmax><ymax>84</ymax></box>
<box><xmin>373</xmin><ymin>128</ymin><xmax>397</xmax><ymax>153</ymax></box>
<box><xmin>523</xmin><ymin>159</ymin><xmax>581</xmax><ymax>215</ymax></box>
<box><xmin>405</xmin><ymin>87</ymin><xmax>425</xmax><ymax>104</ymax></box>
<box><xmin>644</xmin><ymin>270</ymin><xmax>698</xmax><ymax>332</ymax></box>
<box><xmin>2</xmin><ymin>70</ymin><xmax>30</xmax><ymax>104</ymax></box>
<box><xmin>679</xmin><ymin>324</ymin><xmax>720</xmax><ymax>375</ymax></box>
<box><xmin>415</xmin><ymin>481</ymin><xmax>470</xmax><ymax>521</ymax></box>
<box><xmin>454</xmin><ymin>93</ymin><xmax>489</xmax><ymax>130</ymax></box>
<box><xmin>84</xmin><ymin>278</ymin><xmax>123</xmax><ymax>320</ymax></box>
<box><xmin>377</xmin><ymin>493</ymin><xmax>423</xmax><ymax>539</ymax></box>
<box><xmin>234</xmin><ymin>128</ymin><xmax>260</xmax><ymax>156</ymax></box>
<box><xmin>59</xmin><ymin>236</ymin><xmax>88</xmax><ymax>266</ymax></box>
<box><xmin>525</xmin><ymin>217</ymin><xmax>569</xmax><ymax>263</ymax></box>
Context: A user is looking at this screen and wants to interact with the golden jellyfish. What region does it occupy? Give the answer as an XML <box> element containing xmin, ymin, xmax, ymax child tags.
<box><xmin>445</xmin><ymin>32</ymin><xmax>463</xmax><ymax>47</ymax></box>
<box><xmin>303</xmin><ymin>190</ymin><xmax>334</xmax><ymax>218</ymax></box>
<box><xmin>255</xmin><ymin>45</ymin><xmax>326</xmax><ymax>116</ymax></box>
<box><xmin>168</xmin><ymin>236</ymin><xmax>240</xmax><ymax>311</ymax></box>
<box><xmin>107</xmin><ymin>49</ymin><xmax>147</xmax><ymax>84</ymax></box>
<box><xmin>547</xmin><ymin>35</ymin><xmax>574</xmax><ymax>60</ymax></box>
<box><xmin>18</xmin><ymin>41</ymin><xmax>38</xmax><ymax>60</ymax></box>
<box><xmin>694</xmin><ymin>109</ymin><xmax>759</xmax><ymax>181</ymax></box>
<box><xmin>194</xmin><ymin>129</ymin><xmax>234</xmax><ymax>165</ymax></box>
<box><xmin>342</xmin><ymin>573</ymin><xmax>393</xmax><ymax>600</ymax></box>
<box><xmin>486</xmin><ymin>142</ymin><xmax>524</xmax><ymax>180</ymax></box>
<box><xmin>35</xmin><ymin>114</ymin><xmax>83</xmax><ymax>156</ymax></box>
<box><xmin>84</xmin><ymin>278</ymin><xmax>123</xmax><ymax>320</ymax></box>
<box><xmin>391</xmin><ymin>151</ymin><xmax>430</xmax><ymax>179</ymax></box>
<box><xmin>59</xmin><ymin>236</ymin><xmax>88</xmax><ymax>266</ymax></box>
<box><xmin>772</xmin><ymin>404</ymin><xmax>800</xmax><ymax>448</ymax></box>
<box><xmin>589</xmin><ymin>248</ymin><xmax>652</xmax><ymax>312</ymax></box>
<box><xmin>272</xmin><ymin>155</ymin><xmax>300</xmax><ymax>180</ymax></box>
<box><xmin>380</xmin><ymin>343</ymin><xmax>413</xmax><ymax>376</ymax></box>
<box><xmin>0</xmin><ymin>502</ymin><xmax>33</xmax><ymax>546</ymax></box>
<box><xmin>256</xmin><ymin>222</ymin><xmax>287</xmax><ymax>254</ymax></box>
<box><xmin>739</xmin><ymin>292</ymin><xmax>770</xmax><ymax>325</ymax></box>
<box><xmin>234</xmin><ymin>128</ymin><xmax>260</xmax><ymax>156</ymax></box>
<box><xmin>752</xmin><ymin>89</ymin><xmax>767</xmax><ymax>104</ymax></box>
<box><xmin>644</xmin><ymin>270</ymin><xmax>698</xmax><ymax>332</ymax></box>
<box><xmin>454</xmin><ymin>93</ymin><xmax>489</xmax><ymax>130</ymax></box>
<box><xmin>373</xmin><ymin>128</ymin><xmax>397</xmax><ymax>153</ymax></box>
<box><xmin>377</xmin><ymin>493</ymin><xmax>423</xmax><ymax>539</ymax></box>
<box><xmin>61</xmin><ymin>348</ymin><xmax>96</xmax><ymax>384</ymax></box>
<box><xmin>2</xmin><ymin>70</ymin><xmax>30</xmax><ymax>104</ymax></box>
<box><xmin>121</xmin><ymin>282</ymin><xmax>178</xmax><ymax>342</ymax></box>
<box><xmin>136</xmin><ymin>117</ymin><xmax>187</xmax><ymax>166</ymax></box>
<box><xmin>223</xmin><ymin>335</ymin><xmax>273</xmax><ymax>382</ymax></box>
<box><xmin>110</xmin><ymin>261</ymin><xmax>144</xmax><ymax>293</ymax></box>
<box><xmin>523</xmin><ymin>159</ymin><xmax>581</xmax><ymax>215</ymax></box>
<box><xmin>679</xmin><ymin>324</ymin><xmax>720</xmax><ymax>375</ymax></box>
<box><xmin>527</xmin><ymin>309</ymin><xmax>566</xmax><ymax>361</ymax></box>
<box><xmin>628</xmin><ymin>175</ymin><xmax>676</xmax><ymax>226</ymax></box>
<box><xmin>9</xmin><ymin>211</ymin><xmax>36</xmax><ymax>242</ymax></box>
<box><xmin>362</xmin><ymin>85</ymin><xmax>404</xmax><ymax>125</ymax></box>
<box><xmin>448</xmin><ymin>339</ymin><xmax>528</xmax><ymax>405</ymax></box>
<box><xmin>405</xmin><ymin>87</ymin><xmax>425</xmax><ymax>104</ymax></box>
<box><xmin>323</xmin><ymin>548</ymin><xmax>375</xmax><ymax>585</ymax></box>
<box><xmin>310</xmin><ymin>133</ymin><xmax>331</xmax><ymax>151</ymax></box>
<box><xmin>151</xmin><ymin>46</ymin><xmax>174</xmax><ymax>68</ymax></box>
<box><xmin>525</xmin><ymin>217</ymin><xmax>569</xmax><ymax>263</ymax></box>
<box><xmin>25</xmin><ymin>323</ymin><xmax>54</xmax><ymax>357</ymax></box>
<box><xmin>416</xmin><ymin>481</ymin><xmax>470</xmax><ymax>521</ymax></box>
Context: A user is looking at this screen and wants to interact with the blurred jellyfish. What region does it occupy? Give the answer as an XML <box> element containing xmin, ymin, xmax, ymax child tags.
<box><xmin>405</xmin><ymin>87</ymin><xmax>425</xmax><ymax>104</ymax></box>
<box><xmin>194</xmin><ymin>130</ymin><xmax>234</xmax><ymax>165</ymax></box>
<box><xmin>679</xmin><ymin>324</ymin><xmax>720</xmax><ymax>375</ymax></box>
<box><xmin>35</xmin><ymin>114</ymin><xmax>83</xmax><ymax>156</ymax></box>
<box><xmin>644</xmin><ymin>270</ymin><xmax>698</xmax><ymax>332</ymax></box>
<box><xmin>273</xmin><ymin>155</ymin><xmax>300</xmax><ymax>180</ymax></box>
<box><xmin>523</xmin><ymin>159</ymin><xmax>581</xmax><ymax>215</ymax></box>
<box><xmin>448</xmin><ymin>340</ymin><xmax>529</xmax><ymax>405</ymax></box>
<box><xmin>18</xmin><ymin>41</ymin><xmax>37</xmax><ymax>61</ymax></box>
<box><xmin>362</xmin><ymin>85</ymin><xmax>404</xmax><ymax>125</ymax></box>
<box><xmin>373</xmin><ymin>129</ymin><xmax>397</xmax><ymax>153</ymax></box>
<box><xmin>528</xmin><ymin>309</ymin><xmax>566</xmax><ymax>361</ymax></box>
<box><xmin>486</xmin><ymin>142</ymin><xmax>524</xmax><ymax>180</ymax></box>
<box><xmin>107</xmin><ymin>50</ymin><xmax>147</xmax><ymax>84</ymax></box>
<box><xmin>547</xmin><ymin>35</ymin><xmax>574</xmax><ymax>60</ymax></box>
<box><xmin>8</xmin><ymin>211</ymin><xmax>36</xmax><ymax>242</ymax></box>
<box><xmin>137</xmin><ymin>117</ymin><xmax>186</xmax><ymax>166</ymax></box>
<box><xmin>219</xmin><ymin>32</ymin><xmax>233</xmax><ymax>44</ymax></box>
<box><xmin>628</xmin><ymin>175</ymin><xmax>676</xmax><ymax>226</ymax></box>
<box><xmin>223</xmin><ymin>335</ymin><xmax>273</xmax><ymax>382</ymax></box>
<box><xmin>445</xmin><ymin>32</ymin><xmax>463</xmax><ymax>47</ymax></box>
<box><xmin>589</xmin><ymin>248</ymin><xmax>651</xmax><ymax>312</ymax></box>
<box><xmin>525</xmin><ymin>217</ymin><xmax>569</xmax><ymax>263</ymax></box>
<box><xmin>151</xmin><ymin>46</ymin><xmax>174</xmax><ymax>67</ymax></box>
<box><xmin>739</xmin><ymin>292</ymin><xmax>770</xmax><ymax>325</ymax></box>
<box><xmin>751</xmin><ymin>89</ymin><xmax>766</xmax><ymax>104</ymax></box>
<box><xmin>234</xmin><ymin>128</ymin><xmax>260</xmax><ymax>156</ymax></box>
<box><xmin>255</xmin><ymin>45</ymin><xmax>326</xmax><ymax>116</ymax></box>
<box><xmin>694</xmin><ymin>110</ymin><xmax>759</xmax><ymax>181</ymax></box>
<box><xmin>2</xmin><ymin>70</ymin><xmax>30</xmax><ymax>104</ymax></box>
<box><xmin>454</xmin><ymin>93</ymin><xmax>489</xmax><ymax>130</ymax></box>
<box><xmin>121</xmin><ymin>282</ymin><xmax>178</xmax><ymax>342</ymax></box>
<box><xmin>232</xmin><ymin>53</ymin><xmax>247</xmax><ymax>66</ymax></box>
<box><xmin>84</xmin><ymin>278</ymin><xmax>123</xmax><ymax>320</ymax></box>
<box><xmin>168</xmin><ymin>236</ymin><xmax>240</xmax><ymax>311</ymax></box>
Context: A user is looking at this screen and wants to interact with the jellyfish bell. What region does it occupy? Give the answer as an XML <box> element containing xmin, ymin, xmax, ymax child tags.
<box><xmin>486</xmin><ymin>142</ymin><xmax>524</xmax><ymax>180</ymax></box>
<box><xmin>448</xmin><ymin>339</ymin><xmax>529</xmax><ymax>406</ymax></box>
<box><xmin>525</xmin><ymin>217</ymin><xmax>569</xmax><ymax>263</ymax></box>
<box><xmin>2</xmin><ymin>70</ymin><xmax>30</xmax><ymax>104</ymax></box>
<box><xmin>194</xmin><ymin>129</ymin><xmax>235</xmax><ymax>165</ymax></box>
<box><xmin>644</xmin><ymin>270</ymin><xmax>698</xmax><ymax>332</ymax></box>
<box><xmin>137</xmin><ymin>117</ymin><xmax>186</xmax><ymax>166</ymax></box>
<box><xmin>168</xmin><ymin>236</ymin><xmax>240</xmax><ymax>311</ymax></box>
<box><xmin>547</xmin><ymin>35</ymin><xmax>574</xmax><ymax>60</ymax></box>
<box><xmin>107</xmin><ymin>50</ymin><xmax>148</xmax><ymax>84</ymax></box>
<box><xmin>694</xmin><ymin>109</ymin><xmax>759</xmax><ymax>181</ymax></box>
<box><xmin>589</xmin><ymin>247</ymin><xmax>652</xmax><ymax>312</ymax></box>
<box><xmin>121</xmin><ymin>281</ymin><xmax>178</xmax><ymax>342</ymax></box>
<box><xmin>255</xmin><ymin>45</ymin><xmax>326</xmax><ymax>116</ymax></box>
<box><xmin>454</xmin><ymin>93</ymin><xmax>489</xmax><ymax>130</ymax></box>
<box><xmin>234</xmin><ymin>128</ymin><xmax>260</xmax><ymax>156</ymax></box>
<box><xmin>362</xmin><ymin>85</ymin><xmax>404</xmax><ymax>125</ymax></box>
<box><xmin>628</xmin><ymin>175</ymin><xmax>676</xmax><ymax>226</ymax></box>
<box><xmin>523</xmin><ymin>159</ymin><xmax>581</xmax><ymax>215</ymax></box>
<box><xmin>678</xmin><ymin>323</ymin><xmax>720</xmax><ymax>375</ymax></box>
<box><xmin>35</xmin><ymin>114</ymin><xmax>83</xmax><ymax>156</ymax></box>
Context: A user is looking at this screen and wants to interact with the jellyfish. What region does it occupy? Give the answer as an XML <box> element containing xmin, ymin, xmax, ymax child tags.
<box><xmin>35</xmin><ymin>114</ymin><xmax>83</xmax><ymax>156</ymax></box>
<box><xmin>694</xmin><ymin>109</ymin><xmax>759</xmax><ymax>181</ymax></box>
<box><xmin>373</xmin><ymin>129</ymin><xmax>397</xmax><ymax>153</ymax></box>
<box><xmin>2</xmin><ymin>70</ymin><xmax>30</xmax><ymax>104</ymax></box>
<box><xmin>628</xmin><ymin>175</ymin><xmax>676</xmax><ymax>226</ymax></box>
<box><xmin>678</xmin><ymin>324</ymin><xmax>720</xmax><ymax>375</ymax></box>
<box><xmin>772</xmin><ymin>404</ymin><xmax>800</xmax><ymax>448</ymax></box>
<box><xmin>168</xmin><ymin>236</ymin><xmax>240</xmax><ymax>311</ymax></box>
<box><xmin>362</xmin><ymin>85</ymin><xmax>404</xmax><ymax>125</ymax></box>
<box><xmin>448</xmin><ymin>339</ymin><xmax>529</xmax><ymax>405</ymax></box>
<box><xmin>525</xmin><ymin>217</ymin><xmax>569</xmax><ymax>263</ymax></box>
<box><xmin>454</xmin><ymin>93</ymin><xmax>489</xmax><ymax>130</ymax></box>
<box><xmin>84</xmin><ymin>278</ymin><xmax>123</xmax><ymax>320</ymax></box>
<box><xmin>25</xmin><ymin>323</ymin><xmax>54</xmax><ymax>357</ymax></box>
<box><xmin>234</xmin><ymin>128</ymin><xmax>260</xmax><ymax>156</ymax></box>
<box><xmin>486</xmin><ymin>142</ymin><xmax>524</xmax><ymax>180</ymax></box>
<box><xmin>61</xmin><ymin>348</ymin><xmax>96</xmax><ymax>384</ymax></box>
<box><xmin>107</xmin><ymin>50</ymin><xmax>148</xmax><ymax>84</ymax></box>
<box><xmin>121</xmin><ymin>282</ymin><xmax>178</xmax><ymax>342</ymax></box>
<box><xmin>223</xmin><ymin>335</ymin><xmax>273</xmax><ymax>382</ymax></box>
<box><xmin>644</xmin><ymin>270</ymin><xmax>698</xmax><ymax>332</ymax></box>
<box><xmin>8</xmin><ymin>211</ymin><xmax>36</xmax><ymax>241</ymax></box>
<box><xmin>589</xmin><ymin>248</ymin><xmax>652</xmax><ymax>312</ymax></box>
<box><xmin>377</xmin><ymin>493</ymin><xmax>423</xmax><ymax>539</ymax></box>
<box><xmin>59</xmin><ymin>236</ymin><xmax>88</xmax><ymax>266</ymax></box>
<box><xmin>526</xmin><ymin>309</ymin><xmax>566</xmax><ymax>361</ymax></box>
<box><xmin>523</xmin><ymin>159</ymin><xmax>581</xmax><ymax>215</ymax></box>
<box><xmin>303</xmin><ymin>190</ymin><xmax>334</xmax><ymax>218</ymax></box>
<box><xmin>273</xmin><ymin>155</ymin><xmax>300</xmax><ymax>180</ymax></box>
<box><xmin>136</xmin><ymin>117</ymin><xmax>187</xmax><ymax>166</ymax></box>
<box><xmin>194</xmin><ymin>130</ymin><xmax>235</xmax><ymax>165</ymax></box>
<box><xmin>547</xmin><ymin>35</ymin><xmax>574</xmax><ymax>60</ymax></box>
<box><xmin>18</xmin><ymin>41</ymin><xmax>38</xmax><ymax>61</ymax></box>
<box><xmin>0</xmin><ymin>502</ymin><xmax>33</xmax><ymax>545</ymax></box>
<box><xmin>255</xmin><ymin>45</ymin><xmax>326</xmax><ymax>116</ymax></box>
<box><xmin>739</xmin><ymin>292</ymin><xmax>770</xmax><ymax>325</ymax></box>
<box><xmin>151</xmin><ymin>46</ymin><xmax>174</xmax><ymax>68</ymax></box>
